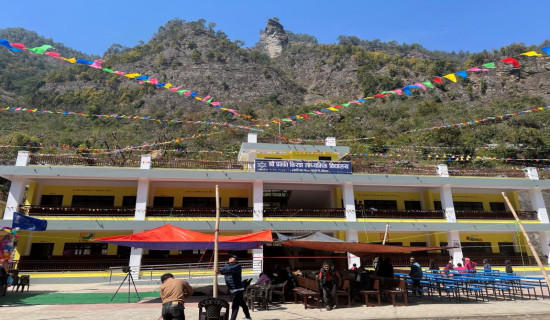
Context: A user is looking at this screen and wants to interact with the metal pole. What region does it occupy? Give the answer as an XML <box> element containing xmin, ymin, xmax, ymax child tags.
<box><xmin>501</xmin><ymin>192</ymin><xmax>550</xmax><ymax>291</ymax></box>
<box><xmin>213</xmin><ymin>185</ymin><xmax>221</xmax><ymax>297</ymax></box>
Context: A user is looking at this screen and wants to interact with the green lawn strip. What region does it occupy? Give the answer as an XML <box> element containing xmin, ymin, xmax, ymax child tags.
<box><xmin>0</xmin><ymin>291</ymin><xmax>160</xmax><ymax>305</ymax></box>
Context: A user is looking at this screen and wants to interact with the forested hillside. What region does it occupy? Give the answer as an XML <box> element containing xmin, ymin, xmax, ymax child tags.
<box><xmin>0</xmin><ymin>19</ymin><xmax>548</xmax><ymax>173</ymax></box>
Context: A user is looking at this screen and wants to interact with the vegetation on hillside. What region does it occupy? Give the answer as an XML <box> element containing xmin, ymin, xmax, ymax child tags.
<box><xmin>0</xmin><ymin>20</ymin><xmax>548</xmax><ymax>174</ymax></box>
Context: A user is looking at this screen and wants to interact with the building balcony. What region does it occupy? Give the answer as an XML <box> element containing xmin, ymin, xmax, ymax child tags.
<box><xmin>20</xmin><ymin>205</ymin><xmax>538</xmax><ymax>221</ymax></box>
<box><xmin>263</xmin><ymin>208</ymin><xmax>346</xmax><ymax>218</ymax></box>
<box><xmin>20</xmin><ymin>205</ymin><xmax>254</xmax><ymax>218</ymax></box>
<box><xmin>145</xmin><ymin>207</ymin><xmax>253</xmax><ymax>218</ymax></box>
<box><xmin>356</xmin><ymin>209</ymin><xmax>446</xmax><ymax>219</ymax></box>
<box><xmin>21</xmin><ymin>205</ymin><xmax>136</xmax><ymax>216</ymax></box>
<box><xmin>455</xmin><ymin>210</ymin><xmax>538</xmax><ymax>220</ymax></box>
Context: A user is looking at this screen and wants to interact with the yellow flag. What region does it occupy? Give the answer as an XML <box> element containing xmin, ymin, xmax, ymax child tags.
<box><xmin>62</xmin><ymin>57</ymin><xmax>76</xmax><ymax>63</ymax></box>
<box><xmin>444</xmin><ymin>74</ymin><xmax>457</xmax><ymax>82</ymax></box>
<box><xmin>520</xmin><ymin>51</ymin><xmax>542</xmax><ymax>57</ymax></box>
<box><xmin>164</xmin><ymin>83</ymin><xmax>173</xmax><ymax>89</ymax></box>
<box><xmin>124</xmin><ymin>73</ymin><xmax>141</xmax><ymax>78</ymax></box>
<box><xmin>327</xmin><ymin>107</ymin><xmax>339</xmax><ymax>111</ymax></box>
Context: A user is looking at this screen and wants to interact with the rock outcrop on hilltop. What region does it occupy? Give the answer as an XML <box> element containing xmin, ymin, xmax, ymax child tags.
<box><xmin>259</xmin><ymin>19</ymin><xmax>289</xmax><ymax>58</ymax></box>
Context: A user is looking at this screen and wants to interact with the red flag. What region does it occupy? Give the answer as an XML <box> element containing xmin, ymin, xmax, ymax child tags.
<box><xmin>301</xmin><ymin>113</ymin><xmax>310</xmax><ymax>119</ymax></box>
<box><xmin>432</xmin><ymin>77</ymin><xmax>443</xmax><ymax>84</ymax></box>
<box><xmin>501</xmin><ymin>57</ymin><xmax>520</xmax><ymax>68</ymax></box>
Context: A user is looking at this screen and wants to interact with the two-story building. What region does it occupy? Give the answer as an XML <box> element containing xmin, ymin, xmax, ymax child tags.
<box><xmin>1</xmin><ymin>133</ymin><xmax>549</xmax><ymax>273</ymax></box>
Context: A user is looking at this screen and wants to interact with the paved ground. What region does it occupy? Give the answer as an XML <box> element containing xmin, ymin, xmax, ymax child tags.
<box><xmin>2</xmin><ymin>282</ymin><xmax>550</xmax><ymax>320</ymax></box>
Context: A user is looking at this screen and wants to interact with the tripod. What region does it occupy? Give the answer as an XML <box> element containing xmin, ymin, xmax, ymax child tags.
<box><xmin>111</xmin><ymin>267</ymin><xmax>141</xmax><ymax>303</ymax></box>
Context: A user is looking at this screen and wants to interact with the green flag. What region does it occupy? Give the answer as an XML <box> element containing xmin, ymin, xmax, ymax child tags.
<box><xmin>421</xmin><ymin>81</ymin><xmax>435</xmax><ymax>89</ymax></box>
<box><xmin>482</xmin><ymin>62</ymin><xmax>496</xmax><ymax>69</ymax></box>
<box><xmin>102</xmin><ymin>68</ymin><xmax>114</xmax><ymax>73</ymax></box>
<box><xmin>28</xmin><ymin>45</ymin><xmax>53</xmax><ymax>54</ymax></box>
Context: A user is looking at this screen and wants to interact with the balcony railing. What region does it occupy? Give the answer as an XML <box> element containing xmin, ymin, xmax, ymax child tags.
<box><xmin>356</xmin><ymin>209</ymin><xmax>446</xmax><ymax>219</ymax></box>
<box><xmin>152</xmin><ymin>159</ymin><xmax>254</xmax><ymax>170</ymax></box>
<box><xmin>448</xmin><ymin>168</ymin><xmax>526</xmax><ymax>178</ymax></box>
<box><xmin>146</xmin><ymin>207</ymin><xmax>253</xmax><ymax>218</ymax></box>
<box><xmin>29</xmin><ymin>154</ymin><xmax>141</xmax><ymax>167</ymax></box>
<box><xmin>20</xmin><ymin>205</ymin><xmax>136</xmax><ymax>216</ymax></box>
<box><xmin>352</xmin><ymin>164</ymin><xmax>437</xmax><ymax>176</ymax></box>
<box><xmin>263</xmin><ymin>208</ymin><xmax>346</xmax><ymax>218</ymax></box>
<box><xmin>22</xmin><ymin>154</ymin><xmax>533</xmax><ymax>179</ymax></box>
<box><xmin>20</xmin><ymin>205</ymin><xmax>539</xmax><ymax>221</ymax></box>
<box><xmin>455</xmin><ymin>210</ymin><xmax>538</xmax><ymax>220</ymax></box>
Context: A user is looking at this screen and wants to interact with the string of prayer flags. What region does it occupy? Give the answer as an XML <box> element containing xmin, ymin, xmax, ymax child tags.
<box><xmin>0</xmin><ymin>40</ymin><xmax>260</xmax><ymax>125</ymax></box>
<box><xmin>0</xmin><ymin>105</ymin><xmax>263</xmax><ymax>132</ymax></box>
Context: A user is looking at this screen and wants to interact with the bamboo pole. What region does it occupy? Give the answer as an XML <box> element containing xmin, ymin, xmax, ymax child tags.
<box><xmin>213</xmin><ymin>185</ymin><xmax>221</xmax><ymax>298</ymax></box>
<box><xmin>382</xmin><ymin>223</ymin><xmax>390</xmax><ymax>245</ymax></box>
<box><xmin>501</xmin><ymin>192</ymin><xmax>550</xmax><ymax>291</ymax></box>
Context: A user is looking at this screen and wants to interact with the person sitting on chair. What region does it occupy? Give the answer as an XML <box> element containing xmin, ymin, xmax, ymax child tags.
<box><xmin>160</xmin><ymin>273</ymin><xmax>193</xmax><ymax>320</ymax></box>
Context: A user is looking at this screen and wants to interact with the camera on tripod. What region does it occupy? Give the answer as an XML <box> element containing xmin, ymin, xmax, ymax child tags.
<box><xmin>111</xmin><ymin>266</ymin><xmax>140</xmax><ymax>302</ymax></box>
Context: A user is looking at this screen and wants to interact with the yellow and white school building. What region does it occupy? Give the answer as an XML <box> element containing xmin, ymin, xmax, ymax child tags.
<box><xmin>1</xmin><ymin>134</ymin><xmax>550</xmax><ymax>274</ymax></box>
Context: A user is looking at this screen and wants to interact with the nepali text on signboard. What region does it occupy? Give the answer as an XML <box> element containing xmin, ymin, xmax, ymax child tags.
<box><xmin>255</xmin><ymin>159</ymin><xmax>352</xmax><ymax>174</ymax></box>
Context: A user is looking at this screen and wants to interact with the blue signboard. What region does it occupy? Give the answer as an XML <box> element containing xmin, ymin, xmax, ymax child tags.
<box><xmin>255</xmin><ymin>159</ymin><xmax>352</xmax><ymax>174</ymax></box>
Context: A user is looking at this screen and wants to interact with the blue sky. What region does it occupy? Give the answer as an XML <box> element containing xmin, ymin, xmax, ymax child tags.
<box><xmin>1</xmin><ymin>0</ymin><xmax>548</xmax><ymax>56</ymax></box>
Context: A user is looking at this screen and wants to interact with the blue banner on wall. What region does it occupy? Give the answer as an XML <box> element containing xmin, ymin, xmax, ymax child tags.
<box><xmin>255</xmin><ymin>159</ymin><xmax>352</xmax><ymax>174</ymax></box>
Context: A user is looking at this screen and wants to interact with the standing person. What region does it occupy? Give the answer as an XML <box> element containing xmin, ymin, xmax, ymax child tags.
<box><xmin>0</xmin><ymin>259</ymin><xmax>9</xmax><ymax>296</ymax></box>
<box><xmin>409</xmin><ymin>257</ymin><xmax>423</xmax><ymax>296</ymax></box>
<box><xmin>455</xmin><ymin>263</ymin><xmax>466</xmax><ymax>273</ymax></box>
<box><xmin>443</xmin><ymin>260</ymin><xmax>454</xmax><ymax>276</ymax></box>
<box><xmin>159</xmin><ymin>273</ymin><xmax>193</xmax><ymax>320</ymax></box>
<box><xmin>317</xmin><ymin>261</ymin><xmax>341</xmax><ymax>311</ymax></box>
<box><xmin>428</xmin><ymin>259</ymin><xmax>440</xmax><ymax>272</ymax></box>
<box><xmin>505</xmin><ymin>260</ymin><xmax>514</xmax><ymax>274</ymax></box>
<box><xmin>483</xmin><ymin>259</ymin><xmax>492</xmax><ymax>271</ymax></box>
<box><xmin>349</xmin><ymin>263</ymin><xmax>357</xmax><ymax>271</ymax></box>
<box><xmin>217</xmin><ymin>255</ymin><xmax>252</xmax><ymax>320</ymax></box>
<box><xmin>464</xmin><ymin>257</ymin><xmax>477</xmax><ymax>273</ymax></box>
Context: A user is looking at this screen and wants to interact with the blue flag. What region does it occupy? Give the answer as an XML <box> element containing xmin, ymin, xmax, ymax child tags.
<box><xmin>12</xmin><ymin>212</ymin><xmax>48</xmax><ymax>231</ymax></box>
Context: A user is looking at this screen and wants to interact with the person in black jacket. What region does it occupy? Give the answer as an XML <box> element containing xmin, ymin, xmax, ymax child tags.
<box><xmin>0</xmin><ymin>259</ymin><xmax>8</xmax><ymax>296</ymax></box>
<box><xmin>217</xmin><ymin>255</ymin><xmax>252</xmax><ymax>320</ymax></box>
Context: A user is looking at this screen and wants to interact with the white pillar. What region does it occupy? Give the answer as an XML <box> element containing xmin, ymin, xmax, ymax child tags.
<box><xmin>253</xmin><ymin>181</ymin><xmax>263</xmax><ymax>221</ymax></box>
<box><xmin>135</xmin><ymin>179</ymin><xmax>149</xmax><ymax>221</ymax></box>
<box><xmin>346</xmin><ymin>230</ymin><xmax>361</xmax><ymax>268</ymax></box>
<box><xmin>15</xmin><ymin>151</ymin><xmax>31</xmax><ymax>166</ymax></box>
<box><xmin>529</xmin><ymin>187</ymin><xmax>549</xmax><ymax>223</ymax></box>
<box><xmin>253</xmin><ymin>247</ymin><xmax>263</xmax><ymax>274</ymax></box>
<box><xmin>440</xmin><ymin>185</ymin><xmax>456</xmax><ymax>222</ymax></box>
<box><xmin>3</xmin><ymin>177</ymin><xmax>26</xmax><ymax>220</ymax></box>
<box><xmin>342</xmin><ymin>183</ymin><xmax>356</xmax><ymax>222</ymax></box>
<box><xmin>129</xmin><ymin>246</ymin><xmax>143</xmax><ymax>279</ymax></box>
<box><xmin>538</xmin><ymin>231</ymin><xmax>550</xmax><ymax>265</ymax></box>
<box><xmin>446</xmin><ymin>231</ymin><xmax>463</xmax><ymax>266</ymax></box>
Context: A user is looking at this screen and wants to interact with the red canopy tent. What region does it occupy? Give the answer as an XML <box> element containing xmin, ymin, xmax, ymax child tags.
<box><xmin>94</xmin><ymin>225</ymin><xmax>272</xmax><ymax>250</ymax></box>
